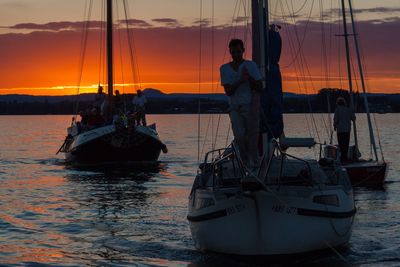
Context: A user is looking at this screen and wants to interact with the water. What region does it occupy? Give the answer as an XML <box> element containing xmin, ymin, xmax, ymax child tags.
<box><xmin>0</xmin><ymin>114</ymin><xmax>399</xmax><ymax>266</ymax></box>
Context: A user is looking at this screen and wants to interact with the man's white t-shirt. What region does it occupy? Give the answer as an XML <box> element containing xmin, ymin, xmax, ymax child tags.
<box><xmin>220</xmin><ymin>60</ymin><xmax>262</xmax><ymax>106</ymax></box>
<box><xmin>132</xmin><ymin>95</ymin><xmax>147</xmax><ymax>108</ymax></box>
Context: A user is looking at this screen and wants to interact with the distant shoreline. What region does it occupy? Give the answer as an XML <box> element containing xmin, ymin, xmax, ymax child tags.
<box><xmin>0</xmin><ymin>88</ymin><xmax>398</xmax><ymax>114</ymax></box>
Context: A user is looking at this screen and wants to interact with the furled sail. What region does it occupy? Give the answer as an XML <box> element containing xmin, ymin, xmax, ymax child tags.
<box><xmin>261</xmin><ymin>25</ymin><xmax>283</xmax><ymax>139</ymax></box>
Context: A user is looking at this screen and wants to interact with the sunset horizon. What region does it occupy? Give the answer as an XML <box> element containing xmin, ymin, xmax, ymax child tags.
<box><xmin>1</xmin><ymin>0</ymin><xmax>399</xmax><ymax>96</ymax></box>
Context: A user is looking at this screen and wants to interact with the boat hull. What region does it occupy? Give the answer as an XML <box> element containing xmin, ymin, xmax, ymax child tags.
<box><xmin>188</xmin><ymin>188</ymin><xmax>355</xmax><ymax>255</ymax></box>
<box><xmin>64</xmin><ymin>125</ymin><xmax>164</xmax><ymax>162</ymax></box>
<box><xmin>344</xmin><ymin>161</ymin><xmax>387</xmax><ymax>187</ymax></box>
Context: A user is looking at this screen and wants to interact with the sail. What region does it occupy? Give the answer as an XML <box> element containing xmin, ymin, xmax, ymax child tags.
<box><xmin>261</xmin><ymin>26</ymin><xmax>283</xmax><ymax>139</ymax></box>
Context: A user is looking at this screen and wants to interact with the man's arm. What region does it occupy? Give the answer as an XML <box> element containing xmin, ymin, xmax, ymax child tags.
<box><xmin>223</xmin><ymin>79</ymin><xmax>245</xmax><ymax>96</ymax></box>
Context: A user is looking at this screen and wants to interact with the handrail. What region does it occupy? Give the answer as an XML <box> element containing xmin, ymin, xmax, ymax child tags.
<box><xmin>202</xmin><ymin>139</ymin><xmax>315</xmax><ymax>190</ymax></box>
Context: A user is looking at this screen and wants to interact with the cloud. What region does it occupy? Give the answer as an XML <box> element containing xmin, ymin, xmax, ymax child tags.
<box><xmin>349</xmin><ymin>7</ymin><xmax>400</xmax><ymax>14</ymax></box>
<box><xmin>119</xmin><ymin>19</ymin><xmax>152</xmax><ymax>28</ymax></box>
<box><xmin>234</xmin><ymin>16</ymin><xmax>250</xmax><ymax>23</ymax></box>
<box><xmin>9</xmin><ymin>21</ymin><xmax>105</xmax><ymax>31</ymax></box>
<box><xmin>192</xmin><ymin>18</ymin><xmax>211</xmax><ymax>27</ymax></box>
<box><xmin>152</xmin><ymin>18</ymin><xmax>181</xmax><ymax>27</ymax></box>
<box><xmin>329</xmin><ymin>7</ymin><xmax>400</xmax><ymax>15</ymax></box>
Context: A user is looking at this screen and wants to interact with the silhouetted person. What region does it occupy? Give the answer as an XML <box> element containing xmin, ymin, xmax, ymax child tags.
<box><xmin>220</xmin><ymin>39</ymin><xmax>262</xmax><ymax>168</ymax></box>
<box><xmin>87</xmin><ymin>107</ymin><xmax>105</xmax><ymax>128</ymax></box>
<box><xmin>114</xmin><ymin>90</ymin><xmax>123</xmax><ymax>113</ymax></box>
<box><xmin>334</xmin><ymin>97</ymin><xmax>356</xmax><ymax>162</ymax></box>
<box><xmin>132</xmin><ymin>89</ymin><xmax>147</xmax><ymax>126</ymax></box>
<box><xmin>94</xmin><ymin>85</ymin><xmax>106</xmax><ymax>110</ymax></box>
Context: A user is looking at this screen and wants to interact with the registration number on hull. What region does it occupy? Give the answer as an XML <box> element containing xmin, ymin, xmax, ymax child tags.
<box><xmin>272</xmin><ymin>205</ymin><xmax>297</xmax><ymax>215</ymax></box>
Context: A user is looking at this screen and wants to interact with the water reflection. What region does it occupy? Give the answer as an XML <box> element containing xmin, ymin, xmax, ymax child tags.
<box><xmin>0</xmin><ymin>115</ymin><xmax>399</xmax><ymax>266</ymax></box>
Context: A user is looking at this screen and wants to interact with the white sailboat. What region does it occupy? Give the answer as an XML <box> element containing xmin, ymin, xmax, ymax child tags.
<box><xmin>187</xmin><ymin>0</ymin><xmax>356</xmax><ymax>255</ymax></box>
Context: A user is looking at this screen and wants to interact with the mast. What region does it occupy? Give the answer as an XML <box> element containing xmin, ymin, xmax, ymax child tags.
<box><xmin>348</xmin><ymin>0</ymin><xmax>379</xmax><ymax>161</ymax></box>
<box><xmin>252</xmin><ymin>0</ymin><xmax>268</xmax><ymax>84</ymax></box>
<box><xmin>340</xmin><ymin>0</ymin><xmax>358</xmax><ymax>150</ymax></box>
<box><xmin>106</xmin><ymin>0</ymin><xmax>114</xmax><ymax>112</ymax></box>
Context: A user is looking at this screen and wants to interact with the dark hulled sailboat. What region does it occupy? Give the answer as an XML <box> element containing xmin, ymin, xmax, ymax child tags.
<box><xmin>337</xmin><ymin>0</ymin><xmax>387</xmax><ymax>187</ymax></box>
<box><xmin>58</xmin><ymin>0</ymin><xmax>167</xmax><ymax>163</ymax></box>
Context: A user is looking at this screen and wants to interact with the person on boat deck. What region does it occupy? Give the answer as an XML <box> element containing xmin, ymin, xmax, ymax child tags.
<box><xmin>132</xmin><ymin>89</ymin><xmax>147</xmax><ymax>126</ymax></box>
<box><xmin>114</xmin><ymin>90</ymin><xmax>123</xmax><ymax>113</ymax></box>
<box><xmin>334</xmin><ymin>97</ymin><xmax>356</xmax><ymax>162</ymax></box>
<box><xmin>87</xmin><ymin>107</ymin><xmax>105</xmax><ymax>128</ymax></box>
<box><xmin>94</xmin><ymin>85</ymin><xmax>106</xmax><ymax>110</ymax></box>
<box><xmin>220</xmin><ymin>39</ymin><xmax>263</xmax><ymax>168</ymax></box>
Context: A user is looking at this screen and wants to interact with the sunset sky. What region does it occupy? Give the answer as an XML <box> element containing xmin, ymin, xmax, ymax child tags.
<box><xmin>0</xmin><ymin>0</ymin><xmax>399</xmax><ymax>95</ymax></box>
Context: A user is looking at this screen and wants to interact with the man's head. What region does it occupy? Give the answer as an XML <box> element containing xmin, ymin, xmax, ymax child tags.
<box><xmin>115</xmin><ymin>90</ymin><xmax>120</xmax><ymax>96</ymax></box>
<box><xmin>336</xmin><ymin>97</ymin><xmax>346</xmax><ymax>106</ymax></box>
<box><xmin>137</xmin><ymin>89</ymin><xmax>142</xmax><ymax>97</ymax></box>
<box><xmin>98</xmin><ymin>86</ymin><xmax>103</xmax><ymax>94</ymax></box>
<box><xmin>229</xmin><ymin>39</ymin><xmax>245</xmax><ymax>61</ymax></box>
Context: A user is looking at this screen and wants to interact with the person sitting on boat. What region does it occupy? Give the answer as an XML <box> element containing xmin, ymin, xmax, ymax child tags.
<box><xmin>87</xmin><ymin>107</ymin><xmax>105</xmax><ymax>129</ymax></box>
<box><xmin>334</xmin><ymin>97</ymin><xmax>356</xmax><ymax>162</ymax></box>
<box><xmin>220</xmin><ymin>39</ymin><xmax>263</xmax><ymax>169</ymax></box>
<box><xmin>132</xmin><ymin>89</ymin><xmax>147</xmax><ymax>126</ymax></box>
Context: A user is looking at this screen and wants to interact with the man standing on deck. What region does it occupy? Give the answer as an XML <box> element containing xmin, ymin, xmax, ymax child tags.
<box><xmin>132</xmin><ymin>89</ymin><xmax>147</xmax><ymax>126</ymax></box>
<box><xmin>220</xmin><ymin>39</ymin><xmax>263</xmax><ymax>169</ymax></box>
<box><xmin>334</xmin><ymin>97</ymin><xmax>356</xmax><ymax>162</ymax></box>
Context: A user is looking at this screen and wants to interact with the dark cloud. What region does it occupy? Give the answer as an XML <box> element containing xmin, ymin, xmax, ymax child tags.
<box><xmin>152</xmin><ymin>18</ymin><xmax>181</xmax><ymax>27</ymax></box>
<box><xmin>9</xmin><ymin>21</ymin><xmax>105</xmax><ymax>31</ymax></box>
<box><xmin>118</xmin><ymin>19</ymin><xmax>152</xmax><ymax>28</ymax></box>
<box><xmin>192</xmin><ymin>18</ymin><xmax>211</xmax><ymax>27</ymax></box>
<box><xmin>234</xmin><ymin>16</ymin><xmax>250</xmax><ymax>23</ymax></box>
<box><xmin>330</xmin><ymin>6</ymin><xmax>400</xmax><ymax>14</ymax></box>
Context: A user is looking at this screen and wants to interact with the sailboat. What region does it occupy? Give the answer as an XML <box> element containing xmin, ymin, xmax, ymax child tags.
<box><xmin>325</xmin><ymin>0</ymin><xmax>387</xmax><ymax>187</ymax></box>
<box><xmin>58</xmin><ymin>0</ymin><xmax>167</xmax><ymax>163</ymax></box>
<box><xmin>187</xmin><ymin>0</ymin><xmax>355</xmax><ymax>255</ymax></box>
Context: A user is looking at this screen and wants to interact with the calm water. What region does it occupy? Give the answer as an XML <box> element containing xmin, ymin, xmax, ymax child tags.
<box><xmin>0</xmin><ymin>114</ymin><xmax>399</xmax><ymax>266</ymax></box>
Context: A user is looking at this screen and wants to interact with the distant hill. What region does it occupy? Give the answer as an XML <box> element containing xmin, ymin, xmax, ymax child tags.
<box><xmin>0</xmin><ymin>88</ymin><xmax>399</xmax><ymax>114</ymax></box>
<box><xmin>0</xmin><ymin>88</ymin><xmax>308</xmax><ymax>103</ymax></box>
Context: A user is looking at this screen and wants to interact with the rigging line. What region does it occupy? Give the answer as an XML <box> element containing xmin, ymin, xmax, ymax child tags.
<box><xmin>269</xmin><ymin>0</ymin><xmax>309</xmax><ymax>17</ymax></box>
<box><xmin>319</xmin><ymin>0</ymin><xmax>332</xmax><ymax>140</ymax></box>
<box><xmin>372</xmin><ymin>113</ymin><xmax>385</xmax><ymax>161</ymax></box>
<box><xmin>281</xmin><ymin>0</ymin><xmax>319</xmax><ymax>140</ymax></box>
<box><xmin>213</xmin><ymin>113</ymin><xmax>222</xmax><ymax>151</ymax></box>
<box><xmin>200</xmin><ymin>114</ymin><xmax>212</xmax><ymax>157</ymax></box>
<box><xmin>197</xmin><ymin>0</ymin><xmax>203</xmax><ymax>162</ymax></box>
<box><xmin>280</xmin><ymin>0</ymin><xmax>314</xmax><ymax>69</ymax></box>
<box><xmin>278</xmin><ymin>2</ymin><xmax>313</xmax><ymax>137</ymax></box>
<box><xmin>98</xmin><ymin>0</ymin><xmax>105</xmax><ymax>85</ymax></box>
<box><xmin>201</xmin><ymin>0</ymin><xmax>216</xmax><ymax>154</ymax></box>
<box><xmin>225</xmin><ymin>123</ymin><xmax>231</xmax><ymax>147</ymax></box>
<box><xmin>122</xmin><ymin>0</ymin><xmax>139</xmax><ymax>90</ymax></box>
<box><xmin>211</xmin><ymin>0</ymin><xmax>215</xmax><ymax>151</ymax></box>
<box><xmin>244</xmin><ymin>0</ymin><xmax>251</xmax><ymax>48</ymax></box>
<box><xmin>123</xmin><ymin>0</ymin><xmax>141</xmax><ymax>91</ymax></box>
<box><xmin>336</xmin><ymin>0</ymin><xmax>344</xmax><ymax>93</ymax></box>
<box><xmin>232</xmin><ymin>0</ymin><xmax>242</xmax><ymax>37</ymax></box>
<box><xmin>116</xmin><ymin>0</ymin><xmax>126</xmax><ymax>99</ymax></box>
<box><xmin>286</xmin><ymin>0</ymin><xmax>323</xmax><ymax>142</ymax></box>
<box><xmin>218</xmin><ymin>0</ymin><xmax>240</xmax><ymax>147</ymax></box>
<box><xmin>74</xmin><ymin>0</ymin><xmax>93</xmax><ymax>117</ymax></box>
<box><xmin>221</xmin><ymin>0</ymin><xmax>240</xmax><ymax>65</ymax></box>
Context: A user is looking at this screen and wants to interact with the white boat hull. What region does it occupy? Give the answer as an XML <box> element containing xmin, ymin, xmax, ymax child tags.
<box><xmin>188</xmin><ymin>187</ymin><xmax>354</xmax><ymax>255</ymax></box>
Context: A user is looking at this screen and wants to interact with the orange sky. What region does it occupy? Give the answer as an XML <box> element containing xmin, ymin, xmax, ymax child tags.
<box><xmin>0</xmin><ymin>10</ymin><xmax>399</xmax><ymax>95</ymax></box>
